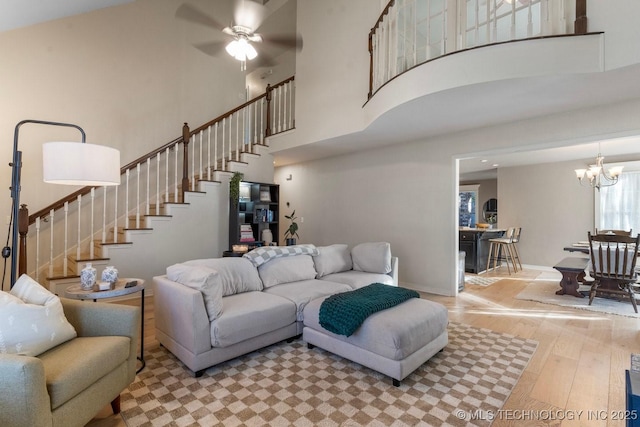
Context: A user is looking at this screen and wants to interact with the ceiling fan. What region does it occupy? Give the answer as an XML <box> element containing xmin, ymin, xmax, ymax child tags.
<box><xmin>176</xmin><ymin>0</ymin><xmax>302</xmax><ymax>71</ymax></box>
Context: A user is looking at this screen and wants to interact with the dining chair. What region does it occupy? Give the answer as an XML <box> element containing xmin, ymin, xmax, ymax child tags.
<box><xmin>595</xmin><ymin>228</ymin><xmax>633</xmax><ymax>236</ymax></box>
<box><xmin>510</xmin><ymin>227</ymin><xmax>523</xmax><ymax>271</ymax></box>
<box><xmin>486</xmin><ymin>227</ymin><xmax>518</xmax><ymax>274</ymax></box>
<box><xmin>587</xmin><ymin>231</ymin><xmax>640</xmax><ymax>313</ymax></box>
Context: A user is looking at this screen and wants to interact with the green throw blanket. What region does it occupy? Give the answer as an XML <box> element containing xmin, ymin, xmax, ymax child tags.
<box><xmin>319</xmin><ymin>283</ymin><xmax>420</xmax><ymax>337</ymax></box>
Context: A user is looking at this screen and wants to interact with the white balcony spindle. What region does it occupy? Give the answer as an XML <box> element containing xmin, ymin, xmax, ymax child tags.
<box><xmin>228</xmin><ymin>115</ymin><xmax>233</xmax><ymax>164</ymax></box>
<box><xmin>156</xmin><ymin>153</ymin><xmax>161</xmax><ymax>215</ymax></box>
<box><xmin>199</xmin><ymin>130</ymin><xmax>203</xmax><ymax>183</ymax></box>
<box><xmin>260</xmin><ymin>99</ymin><xmax>264</xmax><ymax>144</ymax></box>
<box><xmin>191</xmin><ymin>135</ymin><xmax>196</xmax><ymax>191</ymax></box>
<box><xmin>222</xmin><ymin>117</ymin><xmax>226</xmax><ymax>170</ymax></box>
<box><xmin>235</xmin><ymin>112</ymin><xmax>240</xmax><ymax>161</ymax></box>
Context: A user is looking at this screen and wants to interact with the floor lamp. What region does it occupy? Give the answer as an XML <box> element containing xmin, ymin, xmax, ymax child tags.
<box><xmin>7</xmin><ymin>119</ymin><xmax>121</xmax><ymax>288</ymax></box>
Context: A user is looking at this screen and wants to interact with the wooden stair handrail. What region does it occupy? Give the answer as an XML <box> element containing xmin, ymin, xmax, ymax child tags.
<box><xmin>27</xmin><ymin>75</ymin><xmax>295</xmax><ymax>225</ymax></box>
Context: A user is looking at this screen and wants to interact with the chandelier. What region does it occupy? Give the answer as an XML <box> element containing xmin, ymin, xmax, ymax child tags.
<box><xmin>574</xmin><ymin>152</ymin><xmax>623</xmax><ymax>191</ymax></box>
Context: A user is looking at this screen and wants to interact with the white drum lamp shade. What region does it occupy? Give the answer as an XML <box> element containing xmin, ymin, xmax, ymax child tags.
<box><xmin>42</xmin><ymin>142</ymin><xmax>121</xmax><ymax>186</ymax></box>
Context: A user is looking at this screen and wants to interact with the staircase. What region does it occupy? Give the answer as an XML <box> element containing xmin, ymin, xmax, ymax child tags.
<box><xmin>17</xmin><ymin>77</ymin><xmax>295</xmax><ymax>295</ymax></box>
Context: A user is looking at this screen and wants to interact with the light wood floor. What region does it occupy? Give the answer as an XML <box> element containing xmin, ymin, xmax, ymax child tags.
<box><xmin>89</xmin><ymin>268</ymin><xmax>640</xmax><ymax>427</ymax></box>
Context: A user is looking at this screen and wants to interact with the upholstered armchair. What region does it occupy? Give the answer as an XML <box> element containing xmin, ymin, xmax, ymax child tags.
<box><xmin>0</xmin><ymin>298</ymin><xmax>140</xmax><ymax>427</ymax></box>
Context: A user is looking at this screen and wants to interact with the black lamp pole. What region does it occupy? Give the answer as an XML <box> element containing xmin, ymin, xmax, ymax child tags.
<box><xmin>8</xmin><ymin>119</ymin><xmax>86</xmax><ymax>288</ymax></box>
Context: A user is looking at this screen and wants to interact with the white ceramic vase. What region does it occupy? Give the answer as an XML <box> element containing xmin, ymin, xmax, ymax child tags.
<box><xmin>101</xmin><ymin>266</ymin><xmax>119</xmax><ymax>284</ymax></box>
<box><xmin>80</xmin><ymin>263</ymin><xmax>97</xmax><ymax>290</ymax></box>
<box><xmin>262</xmin><ymin>229</ymin><xmax>273</xmax><ymax>245</ymax></box>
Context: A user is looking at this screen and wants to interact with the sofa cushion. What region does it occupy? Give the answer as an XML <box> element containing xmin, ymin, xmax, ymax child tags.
<box><xmin>351</xmin><ymin>242</ymin><xmax>392</xmax><ymax>274</ymax></box>
<box><xmin>321</xmin><ymin>271</ymin><xmax>395</xmax><ymax>289</ymax></box>
<box><xmin>210</xmin><ymin>292</ymin><xmax>296</xmax><ymax>347</ymax></box>
<box><xmin>258</xmin><ymin>255</ymin><xmax>317</xmax><ymax>288</ymax></box>
<box><xmin>184</xmin><ymin>258</ymin><xmax>263</xmax><ymax>296</ymax></box>
<box><xmin>0</xmin><ymin>275</ymin><xmax>77</xmax><ymax>357</ymax></box>
<box><xmin>313</xmin><ymin>244</ymin><xmax>353</xmax><ymax>278</ymax></box>
<box><xmin>166</xmin><ymin>264</ymin><xmax>223</xmax><ymax>321</ymax></box>
<box><xmin>243</xmin><ymin>244</ymin><xmax>319</xmax><ymax>267</ymax></box>
<box><xmin>264</xmin><ymin>279</ymin><xmax>352</xmax><ymax>321</ymax></box>
<box><xmin>39</xmin><ymin>335</ymin><xmax>130</xmax><ymax>409</ymax></box>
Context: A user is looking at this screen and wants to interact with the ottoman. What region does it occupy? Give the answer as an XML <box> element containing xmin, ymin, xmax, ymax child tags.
<box><xmin>302</xmin><ymin>296</ymin><xmax>448</xmax><ymax>386</ymax></box>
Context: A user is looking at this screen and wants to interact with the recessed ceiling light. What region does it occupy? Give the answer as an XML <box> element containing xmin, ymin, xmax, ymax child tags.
<box><xmin>481</xmin><ymin>159</ymin><xmax>488</xmax><ymax>163</ymax></box>
<box><xmin>492</xmin><ymin>164</ymin><xmax>499</xmax><ymax>167</ymax></box>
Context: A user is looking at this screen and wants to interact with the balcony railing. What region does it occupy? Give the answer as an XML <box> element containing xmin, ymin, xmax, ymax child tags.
<box><xmin>368</xmin><ymin>0</ymin><xmax>587</xmax><ymax>99</ymax></box>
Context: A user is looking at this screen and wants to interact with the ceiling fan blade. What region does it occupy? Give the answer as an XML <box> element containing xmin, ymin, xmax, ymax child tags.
<box><xmin>193</xmin><ymin>41</ymin><xmax>228</xmax><ymax>57</ymax></box>
<box><xmin>261</xmin><ymin>33</ymin><xmax>303</xmax><ymax>51</ymax></box>
<box><xmin>222</xmin><ymin>27</ymin><xmax>236</xmax><ymax>36</ymax></box>
<box><xmin>176</xmin><ymin>3</ymin><xmax>227</xmax><ymax>32</ymax></box>
<box><xmin>233</xmin><ymin>0</ymin><xmax>267</xmax><ymax>32</ymax></box>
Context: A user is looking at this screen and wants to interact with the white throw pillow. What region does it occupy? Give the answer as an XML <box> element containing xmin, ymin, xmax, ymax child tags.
<box><xmin>351</xmin><ymin>242</ymin><xmax>392</xmax><ymax>274</ymax></box>
<box><xmin>313</xmin><ymin>244</ymin><xmax>353</xmax><ymax>277</ymax></box>
<box><xmin>183</xmin><ymin>258</ymin><xmax>263</xmax><ymax>296</ymax></box>
<box><xmin>166</xmin><ymin>264</ymin><xmax>223</xmax><ymax>321</ymax></box>
<box><xmin>258</xmin><ymin>255</ymin><xmax>317</xmax><ymax>288</ymax></box>
<box><xmin>0</xmin><ymin>274</ymin><xmax>77</xmax><ymax>356</ymax></box>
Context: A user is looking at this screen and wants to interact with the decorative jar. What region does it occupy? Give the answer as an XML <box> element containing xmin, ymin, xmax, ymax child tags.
<box><xmin>101</xmin><ymin>266</ymin><xmax>119</xmax><ymax>284</ymax></box>
<box><xmin>80</xmin><ymin>263</ymin><xmax>97</xmax><ymax>290</ymax></box>
<box><xmin>262</xmin><ymin>229</ymin><xmax>273</xmax><ymax>246</ymax></box>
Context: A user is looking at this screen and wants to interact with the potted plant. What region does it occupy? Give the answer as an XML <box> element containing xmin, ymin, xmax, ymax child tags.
<box><xmin>284</xmin><ymin>210</ymin><xmax>299</xmax><ymax>245</ymax></box>
<box><xmin>229</xmin><ymin>172</ymin><xmax>244</xmax><ymax>207</ymax></box>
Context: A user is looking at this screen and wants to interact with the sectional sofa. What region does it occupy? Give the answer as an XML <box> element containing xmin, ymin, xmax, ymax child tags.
<box><xmin>153</xmin><ymin>242</ymin><xmax>398</xmax><ymax>376</ymax></box>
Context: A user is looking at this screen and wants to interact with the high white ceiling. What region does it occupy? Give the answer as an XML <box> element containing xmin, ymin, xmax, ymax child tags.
<box><xmin>0</xmin><ymin>0</ymin><xmax>134</xmax><ymax>32</ymax></box>
<box><xmin>3</xmin><ymin>0</ymin><xmax>639</xmax><ymax>179</ymax></box>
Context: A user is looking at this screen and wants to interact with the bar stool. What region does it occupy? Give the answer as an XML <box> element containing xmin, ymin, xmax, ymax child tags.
<box><xmin>486</xmin><ymin>227</ymin><xmax>518</xmax><ymax>274</ymax></box>
<box><xmin>510</xmin><ymin>227</ymin><xmax>523</xmax><ymax>271</ymax></box>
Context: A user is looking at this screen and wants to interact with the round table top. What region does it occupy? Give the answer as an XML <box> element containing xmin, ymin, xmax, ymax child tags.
<box><xmin>65</xmin><ymin>278</ymin><xmax>145</xmax><ymax>300</ymax></box>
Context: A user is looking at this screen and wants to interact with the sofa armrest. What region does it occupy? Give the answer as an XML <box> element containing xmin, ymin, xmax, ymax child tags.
<box><xmin>389</xmin><ymin>256</ymin><xmax>399</xmax><ymax>285</ymax></box>
<box><xmin>0</xmin><ymin>354</ymin><xmax>52</xmax><ymax>427</ymax></box>
<box><xmin>61</xmin><ymin>298</ymin><xmax>140</xmax><ymax>380</ymax></box>
<box><xmin>153</xmin><ymin>275</ymin><xmax>212</xmax><ymax>355</ymax></box>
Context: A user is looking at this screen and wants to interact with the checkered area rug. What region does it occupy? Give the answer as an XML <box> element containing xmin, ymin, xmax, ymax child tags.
<box><xmin>121</xmin><ymin>323</ymin><xmax>537</xmax><ymax>426</ymax></box>
<box><xmin>464</xmin><ymin>276</ymin><xmax>503</xmax><ymax>287</ymax></box>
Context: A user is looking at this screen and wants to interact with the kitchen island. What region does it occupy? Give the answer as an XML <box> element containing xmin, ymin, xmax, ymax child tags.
<box><xmin>459</xmin><ymin>228</ymin><xmax>505</xmax><ymax>273</ymax></box>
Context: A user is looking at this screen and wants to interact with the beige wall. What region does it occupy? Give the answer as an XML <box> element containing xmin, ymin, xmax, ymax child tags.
<box><xmin>0</xmin><ymin>0</ymin><xmax>247</xmax><ymax>211</ymax></box>
<box><xmin>498</xmin><ymin>160</ymin><xmax>594</xmax><ymax>267</ymax></box>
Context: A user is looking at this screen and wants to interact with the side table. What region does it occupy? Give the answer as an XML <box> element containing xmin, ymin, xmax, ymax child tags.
<box><xmin>65</xmin><ymin>278</ymin><xmax>146</xmax><ymax>373</ymax></box>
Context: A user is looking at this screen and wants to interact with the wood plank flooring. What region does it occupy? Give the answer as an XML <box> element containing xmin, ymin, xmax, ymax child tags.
<box><xmin>89</xmin><ymin>268</ymin><xmax>640</xmax><ymax>426</ymax></box>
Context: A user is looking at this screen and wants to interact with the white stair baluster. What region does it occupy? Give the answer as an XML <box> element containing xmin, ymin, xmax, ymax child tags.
<box><xmin>260</xmin><ymin>98</ymin><xmax>264</xmax><ymax>144</ymax></box>
<box><xmin>207</xmin><ymin>126</ymin><xmax>211</xmax><ymax>180</ymax></box>
<box><xmin>76</xmin><ymin>195</ymin><xmax>82</xmax><ymax>261</ymax></box>
<box><xmin>228</xmin><ymin>115</ymin><xmax>232</xmax><ymax>164</ymax></box>
<box><xmin>63</xmin><ymin>202</ymin><xmax>69</xmax><ymax>275</ymax></box>
<box><xmin>136</xmin><ymin>164</ymin><xmax>141</xmax><ymax>229</ymax></box>
<box><xmin>253</xmin><ymin>101</ymin><xmax>258</xmax><ymax>148</ymax></box>
<box><xmin>102</xmin><ymin>187</ymin><xmax>107</xmax><ymax>243</ymax></box>
<box><xmin>222</xmin><ymin>117</ymin><xmax>226</xmax><ymax>170</ymax></box>
<box><xmin>173</xmin><ymin>145</ymin><xmax>178</xmax><ymax>202</ymax></box>
<box><xmin>191</xmin><ymin>135</ymin><xmax>195</xmax><ymax>191</ymax></box>
<box><xmin>165</xmin><ymin>147</ymin><xmax>169</xmax><ymax>204</ymax></box>
<box><xmin>283</xmin><ymin>85</ymin><xmax>288</xmax><ymax>132</ymax></box>
<box><xmin>235</xmin><ymin>112</ymin><xmax>240</xmax><ymax>161</ymax></box>
<box><xmin>146</xmin><ymin>158</ymin><xmax>151</xmax><ymax>215</ymax></box>
<box><xmin>214</xmin><ymin>122</ymin><xmax>219</xmax><ymax>172</ymax></box>
<box><xmin>90</xmin><ymin>188</ymin><xmax>95</xmax><ymax>259</ymax></box>
<box><xmin>125</xmin><ymin>169</ymin><xmax>130</xmax><ymax>231</ymax></box>
<box><xmin>156</xmin><ymin>153</ymin><xmax>161</xmax><ymax>215</ymax></box>
<box><xmin>113</xmin><ymin>185</ymin><xmax>118</xmax><ymax>243</ymax></box>
<box><xmin>35</xmin><ymin>217</ymin><xmax>40</xmax><ymax>281</ymax></box>
<box><xmin>199</xmin><ymin>130</ymin><xmax>203</xmax><ymax>184</ymax></box>
<box><xmin>49</xmin><ymin>209</ymin><xmax>54</xmax><ymax>277</ymax></box>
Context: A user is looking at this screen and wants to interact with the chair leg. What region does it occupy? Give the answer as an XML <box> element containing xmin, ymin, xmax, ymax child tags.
<box><xmin>589</xmin><ymin>281</ymin><xmax>600</xmax><ymax>306</ymax></box>
<box><xmin>486</xmin><ymin>242</ymin><xmax>494</xmax><ymax>272</ymax></box>
<box><xmin>507</xmin><ymin>244</ymin><xmax>519</xmax><ymax>272</ymax></box>
<box><xmin>110</xmin><ymin>395</ymin><xmax>121</xmax><ymax>414</ymax></box>
<box><xmin>627</xmin><ymin>285</ymin><xmax>638</xmax><ymax>313</ymax></box>
<box><xmin>512</xmin><ymin>244</ymin><xmax>523</xmax><ymax>270</ymax></box>
<box><xmin>501</xmin><ymin>244</ymin><xmax>512</xmax><ymax>274</ymax></box>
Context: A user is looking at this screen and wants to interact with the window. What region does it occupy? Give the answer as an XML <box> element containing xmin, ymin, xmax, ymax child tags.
<box><xmin>459</xmin><ymin>185</ymin><xmax>479</xmax><ymax>227</ymax></box>
<box><xmin>596</xmin><ymin>161</ymin><xmax>640</xmax><ymax>234</ymax></box>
